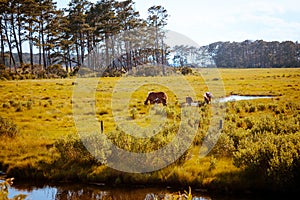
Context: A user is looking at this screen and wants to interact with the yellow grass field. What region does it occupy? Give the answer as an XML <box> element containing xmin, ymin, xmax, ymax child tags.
<box><xmin>0</xmin><ymin>68</ymin><xmax>299</xmax><ymax>192</ymax></box>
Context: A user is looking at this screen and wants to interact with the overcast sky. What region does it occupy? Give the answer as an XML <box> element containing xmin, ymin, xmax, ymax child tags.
<box><xmin>58</xmin><ymin>0</ymin><xmax>300</xmax><ymax>46</ymax></box>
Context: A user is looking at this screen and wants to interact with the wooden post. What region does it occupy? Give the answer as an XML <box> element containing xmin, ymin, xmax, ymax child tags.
<box><xmin>219</xmin><ymin>120</ymin><xmax>223</xmax><ymax>129</ymax></box>
<box><xmin>100</xmin><ymin>120</ymin><xmax>104</xmax><ymax>133</ymax></box>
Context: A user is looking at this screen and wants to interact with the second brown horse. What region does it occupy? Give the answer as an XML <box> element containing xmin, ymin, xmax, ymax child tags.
<box><xmin>144</xmin><ymin>91</ymin><xmax>167</xmax><ymax>106</ymax></box>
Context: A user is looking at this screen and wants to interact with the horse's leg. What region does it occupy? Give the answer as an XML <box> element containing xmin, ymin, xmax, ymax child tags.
<box><xmin>204</xmin><ymin>97</ymin><xmax>208</xmax><ymax>104</ymax></box>
<box><xmin>144</xmin><ymin>98</ymin><xmax>149</xmax><ymax>105</ymax></box>
<box><xmin>163</xmin><ymin>99</ymin><xmax>167</xmax><ymax>106</ymax></box>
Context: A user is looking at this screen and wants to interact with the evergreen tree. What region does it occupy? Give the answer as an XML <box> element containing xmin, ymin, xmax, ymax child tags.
<box><xmin>147</xmin><ymin>5</ymin><xmax>168</xmax><ymax>73</ymax></box>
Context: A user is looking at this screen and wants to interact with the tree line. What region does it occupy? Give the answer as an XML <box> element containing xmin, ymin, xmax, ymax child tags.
<box><xmin>206</xmin><ymin>40</ymin><xmax>300</xmax><ymax>68</ymax></box>
<box><xmin>0</xmin><ymin>0</ymin><xmax>169</xmax><ymax>78</ymax></box>
<box><xmin>171</xmin><ymin>40</ymin><xmax>300</xmax><ymax>68</ymax></box>
<box><xmin>1</xmin><ymin>0</ymin><xmax>299</xmax><ymax>80</ymax></box>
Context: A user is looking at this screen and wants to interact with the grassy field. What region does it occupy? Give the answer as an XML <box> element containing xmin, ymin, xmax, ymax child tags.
<box><xmin>0</xmin><ymin>68</ymin><xmax>299</xmax><ymax>193</ymax></box>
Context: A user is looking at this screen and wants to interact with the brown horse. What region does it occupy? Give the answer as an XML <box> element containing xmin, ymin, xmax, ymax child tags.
<box><xmin>144</xmin><ymin>91</ymin><xmax>167</xmax><ymax>106</ymax></box>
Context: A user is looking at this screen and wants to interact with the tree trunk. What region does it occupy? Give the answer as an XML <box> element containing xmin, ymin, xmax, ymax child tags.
<box><xmin>11</xmin><ymin>13</ymin><xmax>21</xmax><ymax>67</ymax></box>
<box><xmin>4</xmin><ymin>16</ymin><xmax>16</xmax><ymax>71</ymax></box>
<box><xmin>80</xmin><ymin>31</ymin><xmax>85</xmax><ymax>67</ymax></box>
<box><xmin>0</xmin><ymin>17</ymin><xmax>4</xmax><ymax>65</ymax></box>
<box><xmin>64</xmin><ymin>47</ymin><xmax>69</xmax><ymax>72</ymax></box>
<box><xmin>29</xmin><ymin>22</ymin><xmax>34</xmax><ymax>72</ymax></box>
<box><xmin>41</xmin><ymin>22</ymin><xmax>47</xmax><ymax>70</ymax></box>
<box><xmin>105</xmin><ymin>34</ymin><xmax>109</xmax><ymax>67</ymax></box>
<box><xmin>38</xmin><ymin>28</ymin><xmax>42</xmax><ymax>67</ymax></box>
<box><xmin>17</xmin><ymin>13</ymin><xmax>23</xmax><ymax>66</ymax></box>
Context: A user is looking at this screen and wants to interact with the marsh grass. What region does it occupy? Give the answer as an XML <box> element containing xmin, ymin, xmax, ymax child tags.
<box><xmin>0</xmin><ymin>68</ymin><xmax>299</xmax><ymax>192</ymax></box>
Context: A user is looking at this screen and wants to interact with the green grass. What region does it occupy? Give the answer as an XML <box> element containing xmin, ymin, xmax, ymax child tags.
<box><xmin>0</xmin><ymin>68</ymin><xmax>299</xmax><ymax>193</ymax></box>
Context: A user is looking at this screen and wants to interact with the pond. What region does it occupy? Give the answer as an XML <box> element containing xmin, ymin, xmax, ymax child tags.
<box><xmin>218</xmin><ymin>95</ymin><xmax>273</xmax><ymax>103</ymax></box>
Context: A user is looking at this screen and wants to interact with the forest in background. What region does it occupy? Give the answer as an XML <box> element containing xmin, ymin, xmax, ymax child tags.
<box><xmin>1</xmin><ymin>0</ymin><xmax>300</xmax><ymax>81</ymax></box>
<box><xmin>0</xmin><ymin>0</ymin><xmax>170</xmax><ymax>78</ymax></box>
<box><xmin>203</xmin><ymin>40</ymin><xmax>300</xmax><ymax>68</ymax></box>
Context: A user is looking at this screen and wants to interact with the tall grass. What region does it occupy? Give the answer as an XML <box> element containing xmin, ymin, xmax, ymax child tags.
<box><xmin>0</xmin><ymin>68</ymin><xmax>299</xmax><ymax>193</ymax></box>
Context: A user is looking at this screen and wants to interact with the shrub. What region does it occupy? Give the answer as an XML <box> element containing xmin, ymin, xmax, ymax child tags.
<box><xmin>179</xmin><ymin>66</ymin><xmax>192</xmax><ymax>75</ymax></box>
<box><xmin>54</xmin><ymin>136</ymin><xmax>98</xmax><ymax>166</ymax></box>
<box><xmin>0</xmin><ymin>64</ymin><xmax>12</xmax><ymax>80</ymax></box>
<box><xmin>15</xmin><ymin>103</ymin><xmax>23</xmax><ymax>112</ymax></box>
<box><xmin>26</xmin><ymin>100</ymin><xmax>33</xmax><ymax>110</ymax></box>
<box><xmin>2</xmin><ymin>103</ymin><xmax>10</xmax><ymax>108</ymax></box>
<box><xmin>233</xmin><ymin>132</ymin><xmax>300</xmax><ymax>190</ymax></box>
<box><xmin>130</xmin><ymin>108</ymin><xmax>137</xmax><ymax>119</ymax></box>
<box><xmin>46</xmin><ymin>64</ymin><xmax>68</xmax><ymax>78</ymax></box>
<box><xmin>243</xmin><ymin>117</ymin><xmax>254</xmax><ymax>129</ymax></box>
<box><xmin>209</xmin><ymin>156</ymin><xmax>217</xmax><ymax>170</ymax></box>
<box><xmin>127</xmin><ymin>65</ymin><xmax>175</xmax><ymax>77</ymax></box>
<box><xmin>257</xmin><ymin>103</ymin><xmax>266</xmax><ymax>111</ymax></box>
<box><xmin>248</xmin><ymin>105</ymin><xmax>256</xmax><ymax>113</ymax></box>
<box><xmin>210</xmin><ymin>126</ymin><xmax>236</xmax><ymax>157</ymax></box>
<box><xmin>0</xmin><ymin>116</ymin><xmax>18</xmax><ymax>138</ymax></box>
<box><xmin>129</xmin><ymin>65</ymin><xmax>162</xmax><ymax>77</ymax></box>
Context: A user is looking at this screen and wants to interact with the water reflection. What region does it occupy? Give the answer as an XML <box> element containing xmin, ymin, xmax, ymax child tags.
<box><xmin>9</xmin><ymin>184</ymin><xmax>211</xmax><ymax>200</ymax></box>
<box><xmin>7</xmin><ymin>182</ymin><xmax>290</xmax><ymax>200</ymax></box>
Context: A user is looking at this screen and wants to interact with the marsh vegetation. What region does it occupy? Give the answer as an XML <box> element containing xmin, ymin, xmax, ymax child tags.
<box><xmin>0</xmin><ymin>68</ymin><xmax>299</xmax><ymax>195</ymax></box>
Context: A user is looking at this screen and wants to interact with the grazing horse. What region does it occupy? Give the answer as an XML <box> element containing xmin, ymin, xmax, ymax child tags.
<box><xmin>204</xmin><ymin>92</ymin><xmax>213</xmax><ymax>104</ymax></box>
<box><xmin>144</xmin><ymin>91</ymin><xmax>167</xmax><ymax>106</ymax></box>
<box><xmin>182</xmin><ymin>96</ymin><xmax>205</xmax><ymax>107</ymax></box>
<box><xmin>186</xmin><ymin>96</ymin><xmax>193</xmax><ymax>105</ymax></box>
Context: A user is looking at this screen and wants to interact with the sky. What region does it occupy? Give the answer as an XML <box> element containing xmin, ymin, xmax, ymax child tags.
<box><xmin>58</xmin><ymin>0</ymin><xmax>300</xmax><ymax>46</ymax></box>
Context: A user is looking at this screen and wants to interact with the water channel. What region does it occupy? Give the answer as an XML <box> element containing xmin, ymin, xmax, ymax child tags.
<box><xmin>7</xmin><ymin>183</ymin><xmax>213</xmax><ymax>200</ymax></box>
<box><xmin>6</xmin><ymin>182</ymin><xmax>281</xmax><ymax>200</ymax></box>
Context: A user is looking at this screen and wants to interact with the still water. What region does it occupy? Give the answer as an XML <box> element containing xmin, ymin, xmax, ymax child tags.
<box><xmin>8</xmin><ymin>183</ymin><xmax>212</xmax><ymax>200</ymax></box>
<box><xmin>218</xmin><ymin>95</ymin><xmax>273</xmax><ymax>103</ymax></box>
<box><xmin>6</xmin><ymin>182</ymin><xmax>286</xmax><ymax>200</ymax></box>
